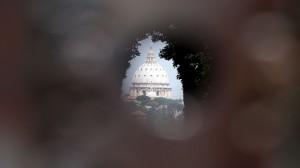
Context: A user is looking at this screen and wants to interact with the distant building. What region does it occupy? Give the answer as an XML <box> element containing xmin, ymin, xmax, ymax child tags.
<box><xmin>129</xmin><ymin>46</ymin><xmax>172</xmax><ymax>99</ymax></box>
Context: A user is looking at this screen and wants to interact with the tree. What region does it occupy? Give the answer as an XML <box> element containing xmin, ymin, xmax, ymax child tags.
<box><xmin>125</xmin><ymin>101</ymin><xmax>147</xmax><ymax>112</ymax></box>
<box><xmin>168</xmin><ymin>102</ymin><xmax>184</xmax><ymax>111</ymax></box>
<box><xmin>174</xmin><ymin>99</ymin><xmax>184</xmax><ymax>104</ymax></box>
<box><xmin>153</xmin><ymin>97</ymin><xmax>170</xmax><ymax>106</ymax></box>
<box><xmin>136</xmin><ymin>95</ymin><xmax>151</xmax><ymax>106</ymax></box>
<box><xmin>152</xmin><ymin>29</ymin><xmax>212</xmax><ymax>100</ymax></box>
<box><xmin>146</xmin><ymin>100</ymin><xmax>159</xmax><ymax>108</ymax></box>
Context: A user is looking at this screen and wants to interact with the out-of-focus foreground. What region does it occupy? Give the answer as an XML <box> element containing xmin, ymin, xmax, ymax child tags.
<box><xmin>1</xmin><ymin>0</ymin><xmax>300</xmax><ymax>168</ymax></box>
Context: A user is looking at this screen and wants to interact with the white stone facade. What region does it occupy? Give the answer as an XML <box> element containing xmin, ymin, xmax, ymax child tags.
<box><xmin>129</xmin><ymin>47</ymin><xmax>172</xmax><ymax>99</ymax></box>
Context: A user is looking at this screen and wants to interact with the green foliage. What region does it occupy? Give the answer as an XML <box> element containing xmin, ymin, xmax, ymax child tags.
<box><xmin>153</xmin><ymin>97</ymin><xmax>171</xmax><ymax>105</ymax></box>
<box><xmin>133</xmin><ymin>95</ymin><xmax>185</xmax><ymax>113</ymax></box>
<box><xmin>146</xmin><ymin>100</ymin><xmax>159</xmax><ymax>107</ymax></box>
<box><xmin>125</xmin><ymin>101</ymin><xmax>145</xmax><ymax>112</ymax></box>
<box><xmin>157</xmin><ymin>36</ymin><xmax>212</xmax><ymax>99</ymax></box>
<box><xmin>136</xmin><ymin>95</ymin><xmax>151</xmax><ymax>106</ymax></box>
<box><xmin>174</xmin><ymin>99</ymin><xmax>184</xmax><ymax>104</ymax></box>
<box><xmin>167</xmin><ymin>102</ymin><xmax>184</xmax><ymax>111</ymax></box>
<box><xmin>126</xmin><ymin>96</ymin><xmax>184</xmax><ymax>130</ymax></box>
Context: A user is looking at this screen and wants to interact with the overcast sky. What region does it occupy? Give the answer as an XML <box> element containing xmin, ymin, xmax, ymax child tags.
<box><xmin>122</xmin><ymin>37</ymin><xmax>183</xmax><ymax>100</ymax></box>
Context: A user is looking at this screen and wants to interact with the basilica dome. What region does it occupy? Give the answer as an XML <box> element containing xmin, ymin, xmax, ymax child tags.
<box><xmin>129</xmin><ymin>46</ymin><xmax>172</xmax><ymax>99</ymax></box>
<box><xmin>132</xmin><ymin>63</ymin><xmax>169</xmax><ymax>84</ymax></box>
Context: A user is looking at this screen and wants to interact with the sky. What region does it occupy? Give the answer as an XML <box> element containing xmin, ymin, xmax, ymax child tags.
<box><xmin>122</xmin><ymin>37</ymin><xmax>184</xmax><ymax>100</ymax></box>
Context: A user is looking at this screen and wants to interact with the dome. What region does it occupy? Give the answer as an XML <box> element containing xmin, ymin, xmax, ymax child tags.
<box><xmin>129</xmin><ymin>46</ymin><xmax>172</xmax><ymax>99</ymax></box>
<box><xmin>132</xmin><ymin>63</ymin><xmax>169</xmax><ymax>84</ymax></box>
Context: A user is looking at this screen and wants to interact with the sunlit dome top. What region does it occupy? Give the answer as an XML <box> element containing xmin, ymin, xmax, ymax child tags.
<box><xmin>132</xmin><ymin>47</ymin><xmax>170</xmax><ymax>84</ymax></box>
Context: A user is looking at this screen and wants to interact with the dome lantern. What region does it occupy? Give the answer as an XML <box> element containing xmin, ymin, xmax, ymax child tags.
<box><xmin>146</xmin><ymin>44</ymin><xmax>156</xmax><ymax>63</ymax></box>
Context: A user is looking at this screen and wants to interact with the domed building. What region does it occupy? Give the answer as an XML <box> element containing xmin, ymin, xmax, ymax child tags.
<box><xmin>129</xmin><ymin>46</ymin><xmax>172</xmax><ymax>99</ymax></box>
